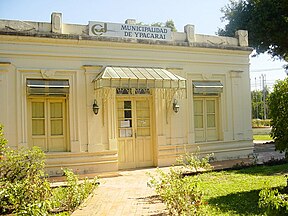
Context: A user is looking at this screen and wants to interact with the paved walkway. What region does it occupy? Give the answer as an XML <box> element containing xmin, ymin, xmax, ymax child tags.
<box><xmin>69</xmin><ymin>142</ymin><xmax>285</xmax><ymax>216</ymax></box>
<box><xmin>72</xmin><ymin>168</ymin><xmax>168</xmax><ymax>216</ymax></box>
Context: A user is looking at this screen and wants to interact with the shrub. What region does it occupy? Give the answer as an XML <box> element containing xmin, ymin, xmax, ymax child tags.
<box><xmin>268</xmin><ymin>78</ymin><xmax>288</xmax><ymax>156</ymax></box>
<box><xmin>0</xmin><ymin>146</ymin><xmax>51</xmax><ymax>215</ymax></box>
<box><xmin>148</xmin><ymin>149</ymin><xmax>212</xmax><ymax>215</ymax></box>
<box><xmin>177</xmin><ymin>147</ymin><xmax>214</xmax><ymax>173</ymax></box>
<box><xmin>0</xmin><ymin>124</ymin><xmax>7</xmax><ymax>155</ymax></box>
<box><xmin>148</xmin><ymin>168</ymin><xmax>204</xmax><ymax>215</ymax></box>
<box><xmin>51</xmin><ymin>169</ymin><xmax>98</xmax><ymax>213</ymax></box>
<box><xmin>258</xmin><ymin>175</ymin><xmax>288</xmax><ymax>215</ymax></box>
<box><xmin>259</xmin><ymin>187</ymin><xmax>288</xmax><ymax>215</ymax></box>
<box><xmin>0</xmin><ymin>125</ymin><xmax>98</xmax><ymax>215</ymax></box>
<box><xmin>0</xmin><ymin>146</ymin><xmax>47</xmax><ymax>182</ymax></box>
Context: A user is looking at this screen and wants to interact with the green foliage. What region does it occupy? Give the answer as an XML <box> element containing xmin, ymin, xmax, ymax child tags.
<box><xmin>51</xmin><ymin>169</ymin><xmax>98</xmax><ymax>213</ymax></box>
<box><xmin>0</xmin><ymin>147</ymin><xmax>47</xmax><ymax>182</ymax></box>
<box><xmin>177</xmin><ymin>147</ymin><xmax>214</xmax><ymax>172</ymax></box>
<box><xmin>147</xmin><ymin>149</ymin><xmax>212</xmax><ymax>215</ymax></box>
<box><xmin>219</xmin><ymin>0</ymin><xmax>288</xmax><ymax>64</ymax></box>
<box><xmin>0</xmin><ymin>124</ymin><xmax>7</xmax><ymax>154</ymax></box>
<box><xmin>150</xmin><ymin>20</ymin><xmax>178</xmax><ymax>32</ymax></box>
<box><xmin>197</xmin><ymin>164</ymin><xmax>288</xmax><ymax>215</ymax></box>
<box><xmin>0</xmin><ymin>126</ymin><xmax>98</xmax><ymax>215</ymax></box>
<box><xmin>0</xmin><ymin>146</ymin><xmax>51</xmax><ymax>215</ymax></box>
<box><xmin>148</xmin><ymin>168</ymin><xmax>205</xmax><ymax>215</ymax></box>
<box><xmin>259</xmin><ymin>181</ymin><xmax>288</xmax><ymax>215</ymax></box>
<box><xmin>164</xmin><ymin>20</ymin><xmax>177</xmax><ymax>32</ymax></box>
<box><xmin>148</xmin><ymin>161</ymin><xmax>288</xmax><ymax>215</ymax></box>
<box><xmin>268</xmin><ymin>78</ymin><xmax>288</xmax><ymax>156</ymax></box>
<box><xmin>137</xmin><ymin>20</ymin><xmax>178</xmax><ymax>32</ymax></box>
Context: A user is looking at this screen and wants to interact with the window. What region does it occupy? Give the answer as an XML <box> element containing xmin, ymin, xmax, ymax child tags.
<box><xmin>117</xmin><ymin>100</ymin><xmax>133</xmax><ymax>137</ymax></box>
<box><xmin>27</xmin><ymin>79</ymin><xmax>69</xmax><ymax>152</ymax></box>
<box><xmin>194</xmin><ymin>97</ymin><xmax>219</xmax><ymax>142</ymax></box>
<box><xmin>29</xmin><ymin>99</ymin><xmax>67</xmax><ymax>152</ymax></box>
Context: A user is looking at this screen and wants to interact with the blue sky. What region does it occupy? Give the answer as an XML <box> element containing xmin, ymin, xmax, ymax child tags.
<box><xmin>0</xmin><ymin>0</ymin><xmax>228</xmax><ymax>35</ymax></box>
<box><xmin>0</xmin><ymin>0</ymin><xmax>286</xmax><ymax>90</ymax></box>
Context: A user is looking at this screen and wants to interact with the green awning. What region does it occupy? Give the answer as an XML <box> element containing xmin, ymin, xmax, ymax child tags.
<box><xmin>93</xmin><ymin>66</ymin><xmax>186</xmax><ymax>89</ymax></box>
<box><xmin>193</xmin><ymin>81</ymin><xmax>223</xmax><ymax>94</ymax></box>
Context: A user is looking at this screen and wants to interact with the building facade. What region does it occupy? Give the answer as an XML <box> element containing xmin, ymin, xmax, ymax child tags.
<box><xmin>0</xmin><ymin>13</ymin><xmax>253</xmax><ymax>176</ymax></box>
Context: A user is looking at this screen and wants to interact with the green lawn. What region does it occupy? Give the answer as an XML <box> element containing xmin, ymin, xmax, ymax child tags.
<box><xmin>196</xmin><ymin>164</ymin><xmax>288</xmax><ymax>215</ymax></box>
<box><xmin>253</xmin><ymin>134</ymin><xmax>273</xmax><ymax>141</ymax></box>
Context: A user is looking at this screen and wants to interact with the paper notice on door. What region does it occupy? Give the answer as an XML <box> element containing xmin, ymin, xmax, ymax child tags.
<box><xmin>120</xmin><ymin>120</ymin><xmax>130</xmax><ymax>128</ymax></box>
<box><xmin>126</xmin><ymin>129</ymin><xmax>132</xmax><ymax>137</ymax></box>
<box><xmin>120</xmin><ymin>129</ymin><xmax>126</xmax><ymax>137</ymax></box>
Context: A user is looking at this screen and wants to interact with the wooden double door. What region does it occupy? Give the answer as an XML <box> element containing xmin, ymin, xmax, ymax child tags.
<box><xmin>28</xmin><ymin>98</ymin><xmax>67</xmax><ymax>152</ymax></box>
<box><xmin>117</xmin><ymin>97</ymin><xmax>153</xmax><ymax>169</ymax></box>
<box><xmin>194</xmin><ymin>97</ymin><xmax>219</xmax><ymax>142</ymax></box>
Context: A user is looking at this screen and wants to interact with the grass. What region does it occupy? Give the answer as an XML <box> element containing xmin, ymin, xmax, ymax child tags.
<box><xmin>253</xmin><ymin>134</ymin><xmax>273</xmax><ymax>141</ymax></box>
<box><xmin>196</xmin><ymin>163</ymin><xmax>288</xmax><ymax>215</ymax></box>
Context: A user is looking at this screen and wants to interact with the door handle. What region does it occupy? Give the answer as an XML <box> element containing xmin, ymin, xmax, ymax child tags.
<box><xmin>135</xmin><ymin>132</ymin><xmax>137</xmax><ymax>138</ymax></box>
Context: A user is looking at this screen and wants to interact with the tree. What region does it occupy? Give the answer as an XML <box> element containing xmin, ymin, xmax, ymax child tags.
<box><xmin>164</xmin><ymin>20</ymin><xmax>177</xmax><ymax>32</ymax></box>
<box><xmin>268</xmin><ymin>78</ymin><xmax>288</xmax><ymax>156</ymax></box>
<box><xmin>218</xmin><ymin>0</ymin><xmax>288</xmax><ymax>66</ymax></box>
<box><xmin>151</xmin><ymin>20</ymin><xmax>177</xmax><ymax>32</ymax></box>
<box><xmin>136</xmin><ymin>20</ymin><xmax>177</xmax><ymax>32</ymax></box>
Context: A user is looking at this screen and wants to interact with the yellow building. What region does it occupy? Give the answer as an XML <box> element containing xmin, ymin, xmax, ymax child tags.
<box><xmin>0</xmin><ymin>13</ymin><xmax>253</xmax><ymax>176</ymax></box>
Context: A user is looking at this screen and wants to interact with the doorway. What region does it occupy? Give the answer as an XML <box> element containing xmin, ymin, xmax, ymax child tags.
<box><xmin>117</xmin><ymin>97</ymin><xmax>153</xmax><ymax>169</ymax></box>
<box><xmin>194</xmin><ymin>97</ymin><xmax>219</xmax><ymax>142</ymax></box>
<box><xmin>28</xmin><ymin>98</ymin><xmax>68</xmax><ymax>152</ymax></box>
